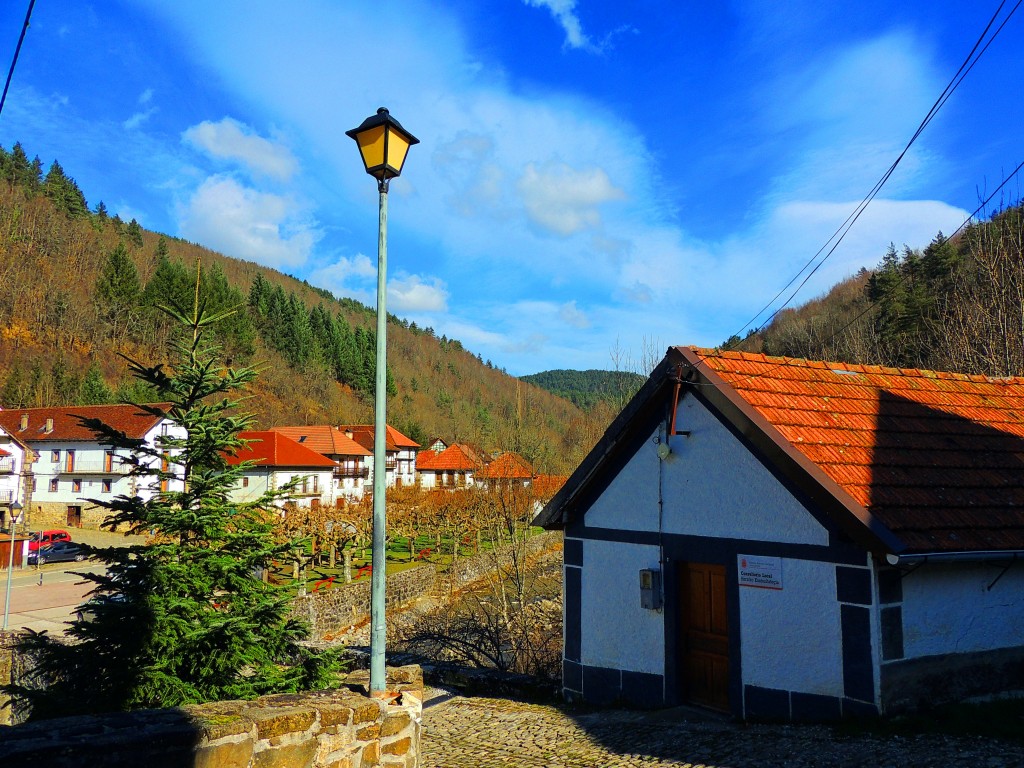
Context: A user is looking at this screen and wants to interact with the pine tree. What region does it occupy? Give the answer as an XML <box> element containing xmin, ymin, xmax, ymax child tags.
<box><xmin>126</xmin><ymin>218</ymin><xmax>145</xmax><ymax>248</ymax></box>
<box><xmin>12</xmin><ymin>296</ymin><xmax>345</xmax><ymax>719</ymax></box>
<box><xmin>42</xmin><ymin>160</ymin><xmax>88</xmax><ymax>217</ymax></box>
<box><xmin>96</xmin><ymin>242</ymin><xmax>142</xmax><ymax>336</ymax></box>
<box><xmin>79</xmin><ymin>362</ymin><xmax>113</xmax><ymax>405</ymax></box>
<box><xmin>0</xmin><ymin>363</ymin><xmax>26</xmax><ymax>408</ymax></box>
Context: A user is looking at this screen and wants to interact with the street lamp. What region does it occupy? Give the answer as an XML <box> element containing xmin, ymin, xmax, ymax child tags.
<box><xmin>3</xmin><ymin>501</ymin><xmax>23</xmax><ymax>630</ymax></box>
<box><xmin>346</xmin><ymin>107</ymin><xmax>418</xmax><ymax>695</ymax></box>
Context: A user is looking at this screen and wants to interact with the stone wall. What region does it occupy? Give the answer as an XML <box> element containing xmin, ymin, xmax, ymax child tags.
<box><xmin>293</xmin><ymin>531</ymin><xmax>562</xmax><ymax>640</ymax></box>
<box><xmin>0</xmin><ymin>632</ymin><xmax>18</xmax><ymax>727</ymax></box>
<box><xmin>0</xmin><ymin>665</ymin><xmax>423</xmax><ymax>768</ymax></box>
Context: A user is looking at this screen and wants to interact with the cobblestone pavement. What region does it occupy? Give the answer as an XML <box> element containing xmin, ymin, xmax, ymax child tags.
<box><xmin>421</xmin><ymin>694</ymin><xmax>1024</xmax><ymax>768</ymax></box>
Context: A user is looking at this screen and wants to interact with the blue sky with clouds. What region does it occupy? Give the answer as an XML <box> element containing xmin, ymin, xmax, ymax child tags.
<box><xmin>1</xmin><ymin>1</ymin><xmax>1020</xmax><ymax>375</ymax></box>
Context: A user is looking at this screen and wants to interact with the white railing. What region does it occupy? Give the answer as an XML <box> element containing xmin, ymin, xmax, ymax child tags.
<box><xmin>0</xmin><ymin>458</ymin><xmax>14</xmax><ymax>474</ymax></box>
<box><xmin>59</xmin><ymin>459</ymin><xmax>131</xmax><ymax>475</ymax></box>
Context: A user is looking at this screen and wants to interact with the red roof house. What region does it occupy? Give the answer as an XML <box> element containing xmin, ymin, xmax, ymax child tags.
<box><xmin>417</xmin><ymin>443</ymin><xmax>482</xmax><ymax>489</ymax></box>
<box><xmin>227</xmin><ymin>431</ymin><xmax>337</xmax><ymax>508</ymax></box>
<box><xmin>538</xmin><ymin>346</ymin><xmax>1024</xmax><ymax>720</ymax></box>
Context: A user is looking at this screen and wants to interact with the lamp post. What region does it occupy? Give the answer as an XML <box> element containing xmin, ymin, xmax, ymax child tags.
<box><xmin>346</xmin><ymin>107</ymin><xmax>418</xmax><ymax>695</ymax></box>
<box><xmin>3</xmin><ymin>501</ymin><xmax>23</xmax><ymax>630</ymax></box>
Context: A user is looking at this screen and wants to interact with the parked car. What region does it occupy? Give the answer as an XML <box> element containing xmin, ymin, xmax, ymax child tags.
<box><xmin>27</xmin><ymin>540</ymin><xmax>89</xmax><ymax>565</ymax></box>
<box><xmin>28</xmin><ymin>529</ymin><xmax>72</xmax><ymax>552</ymax></box>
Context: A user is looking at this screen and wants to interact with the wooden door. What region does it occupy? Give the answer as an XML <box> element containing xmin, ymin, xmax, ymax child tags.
<box><xmin>66</xmin><ymin>505</ymin><xmax>82</xmax><ymax>528</ymax></box>
<box><xmin>679</xmin><ymin>562</ymin><xmax>730</xmax><ymax>711</ymax></box>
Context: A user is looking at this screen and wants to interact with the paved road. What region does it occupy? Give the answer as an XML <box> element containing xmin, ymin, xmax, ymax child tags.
<box><xmin>0</xmin><ymin>528</ymin><xmax>145</xmax><ymax>635</ymax></box>
<box><xmin>420</xmin><ymin>694</ymin><xmax>1024</xmax><ymax>768</ymax></box>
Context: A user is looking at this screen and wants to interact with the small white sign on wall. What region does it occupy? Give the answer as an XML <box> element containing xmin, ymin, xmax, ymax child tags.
<box><xmin>738</xmin><ymin>555</ymin><xmax>783</xmax><ymax>590</ymax></box>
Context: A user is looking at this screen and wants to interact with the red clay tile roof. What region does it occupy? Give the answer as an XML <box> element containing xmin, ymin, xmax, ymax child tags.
<box><xmin>531</xmin><ymin>474</ymin><xmax>567</xmax><ymax>499</ymax></box>
<box><xmin>337</xmin><ymin>424</ymin><xmax>420</xmax><ymax>452</ymax></box>
<box><xmin>270</xmin><ymin>426</ymin><xmax>371</xmax><ymax>457</ymax></box>
<box><xmin>688</xmin><ymin>347</ymin><xmax>1024</xmax><ymax>554</ymax></box>
<box><xmin>417</xmin><ymin>444</ymin><xmax>481</xmax><ymax>472</ymax></box>
<box><xmin>0</xmin><ymin>404</ymin><xmax>171</xmax><ymax>442</ymax></box>
<box><xmin>227</xmin><ymin>431</ymin><xmax>338</xmax><ymax>468</ymax></box>
<box><xmin>477</xmin><ymin>452</ymin><xmax>534</xmax><ymax>479</ymax></box>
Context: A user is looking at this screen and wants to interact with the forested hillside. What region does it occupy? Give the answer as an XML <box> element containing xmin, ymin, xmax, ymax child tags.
<box><xmin>731</xmin><ymin>203</ymin><xmax>1024</xmax><ymax>377</ymax></box>
<box><xmin>520</xmin><ymin>369</ymin><xmax>645</xmax><ymax>410</ymax></box>
<box><xmin>0</xmin><ymin>142</ymin><xmax>598</xmax><ymax>474</ymax></box>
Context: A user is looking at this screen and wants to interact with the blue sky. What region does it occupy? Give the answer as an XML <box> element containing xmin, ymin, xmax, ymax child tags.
<box><xmin>1</xmin><ymin>1</ymin><xmax>1020</xmax><ymax>375</ymax></box>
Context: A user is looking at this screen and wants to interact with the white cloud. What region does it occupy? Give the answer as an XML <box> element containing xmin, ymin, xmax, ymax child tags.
<box><xmin>123</xmin><ymin>108</ymin><xmax>156</xmax><ymax>130</ymax></box>
<box><xmin>523</xmin><ymin>0</ymin><xmax>592</xmax><ymax>51</ymax></box>
<box><xmin>183</xmin><ymin>118</ymin><xmax>297</xmax><ymax>181</ymax></box>
<box><xmin>139</xmin><ymin>88</ymin><xmax>154</xmax><ymax>105</ymax></box>
<box><xmin>517</xmin><ymin>162</ymin><xmax>626</xmax><ymax>236</ymax></box>
<box><xmin>559</xmin><ymin>300</ymin><xmax>589</xmax><ymax>329</ymax></box>
<box><xmin>178</xmin><ymin>175</ymin><xmax>317</xmax><ymax>268</ymax></box>
<box><xmin>389</xmin><ymin>273</ymin><xmax>449</xmax><ymax>312</ymax></box>
<box><xmin>307</xmin><ymin>254</ymin><xmax>376</xmax><ymax>305</ymax></box>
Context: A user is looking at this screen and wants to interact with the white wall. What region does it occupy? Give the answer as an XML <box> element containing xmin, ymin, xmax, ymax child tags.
<box><xmin>583</xmin><ymin>437</ymin><xmax>662</xmax><ymax>532</ymax></box>
<box><xmin>579</xmin><ymin>538</ymin><xmax>664</xmax><ymax>674</ymax></box>
<box><xmin>899</xmin><ymin>561</ymin><xmax>1024</xmax><ymax>658</ymax></box>
<box><xmin>586</xmin><ymin>396</ymin><xmax>828</xmax><ymax>546</ymax></box>
<box><xmin>739</xmin><ymin>558</ymin><xmax>846</xmax><ymax>696</ymax></box>
<box><xmin>662</xmin><ymin>397</ymin><xmax>829</xmax><ymax>545</ymax></box>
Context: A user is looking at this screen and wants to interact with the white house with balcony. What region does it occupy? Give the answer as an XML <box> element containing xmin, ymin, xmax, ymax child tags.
<box><xmin>226</xmin><ymin>431</ymin><xmax>338</xmax><ymax>509</ymax></box>
<box><xmin>0</xmin><ymin>403</ymin><xmax>185</xmax><ymax>530</ymax></box>
<box><xmin>0</xmin><ymin>424</ymin><xmax>31</xmax><ymax>529</ymax></box>
<box><xmin>269</xmin><ymin>425</ymin><xmax>371</xmax><ymax>502</ymax></box>
<box><xmin>338</xmin><ymin>424</ymin><xmax>419</xmax><ymax>491</ymax></box>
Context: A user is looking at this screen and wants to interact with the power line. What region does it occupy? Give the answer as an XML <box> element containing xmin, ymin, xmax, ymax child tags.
<box><xmin>689</xmin><ymin>159</ymin><xmax>1024</xmax><ymax>389</ymax></box>
<box><xmin>0</xmin><ymin>0</ymin><xmax>35</xmax><ymax>120</ymax></box>
<box><xmin>725</xmin><ymin>0</ymin><xmax>1022</xmax><ymax>347</ymax></box>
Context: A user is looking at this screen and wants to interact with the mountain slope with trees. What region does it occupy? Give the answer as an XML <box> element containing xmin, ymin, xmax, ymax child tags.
<box><xmin>520</xmin><ymin>369</ymin><xmax>645</xmax><ymax>411</ymax></box>
<box><xmin>0</xmin><ymin>141</ymin><xmax>598</xmax><ymax>474</ymax></box>
<box><xmin>730</xmin><ymin>202</ymin><xmax>1024</xmax><ymax>378</ymax></box>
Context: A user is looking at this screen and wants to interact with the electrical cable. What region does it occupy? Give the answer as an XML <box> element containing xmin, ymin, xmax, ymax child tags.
<box><xmin>0</xmin><ymin>0</ymin><xmax>36</xmax><ymax>120</ymax></box>
<box><xmin>725</xmin><ymin>0</ymin><xmax>1021</xmax><ymax>347</ymax></box>
<box><xmin>684</xmin><ymin>159</ymin><xmax>1024</xmax><ymax>389</ymax></box>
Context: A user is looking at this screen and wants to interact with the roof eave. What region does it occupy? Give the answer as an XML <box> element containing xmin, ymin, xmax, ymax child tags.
<box><xmin>534</xmin><ymin>353</ymin><xmax>676</xmax><ymax>529</ymax></box>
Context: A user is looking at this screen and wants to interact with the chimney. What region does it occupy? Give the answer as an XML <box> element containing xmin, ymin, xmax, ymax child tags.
<box><xmin>345</xmin><ymin>429</ymin><xmax>354</xmax><ymax>439</ymax></box>
<box><xmin>44</xmin><ymin>417</ymin><xmax>54</xmax><ymax>433</ymax></box>
<box><xmin>19</xmin><ymin>414</ymin><xmax>28</xmax><ymax>431</ymax></box>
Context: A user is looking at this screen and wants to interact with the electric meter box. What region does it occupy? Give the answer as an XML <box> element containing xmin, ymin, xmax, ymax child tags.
<box><xmin>640</xmin><ymin>568</ymin><xmax>662</xmax><ymax>610</ymax></box>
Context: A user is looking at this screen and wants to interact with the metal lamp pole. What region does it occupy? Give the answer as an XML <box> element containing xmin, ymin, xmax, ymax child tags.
<box><xmin>369</xmin><ymin>177</ymin><xmax>389</xmax><ymax>694</ymax></box>
<box><xmin>3</xmin><ymin>501</ymin><xmax>23</xmax><ymax>630</ymax></box>
<box><xmin>346</xmin><ymin>108</ymin><xmax>418</xmax><ymax>694</ymax></box>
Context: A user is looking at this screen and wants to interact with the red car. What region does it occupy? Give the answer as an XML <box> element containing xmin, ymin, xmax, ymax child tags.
<box><xmin>29</xmin><ymin>529</ymin><xmax>72</xmax><ymax>552</ymax></box>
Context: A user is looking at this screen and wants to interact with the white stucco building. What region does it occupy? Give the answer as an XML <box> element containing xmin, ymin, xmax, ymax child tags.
<box><xmin>0</xmin><ymin>403</ymin><xmax>185</xmax><ymax>529</ymax></box>
<box><xmin>0</xmin><ymin>424</ymin><xmax>30</xmax><ymax>528</ymax></box>
<box><xmin>537</xmin><ymin>346</ymin><xmax>1024</xmax><ymax>721</ymax></box>
<box><xmin>227</xmin><ymin>430</ymin><xmax>338</xmax><ymax>509</ymax></box>
<box><xmin>338</xmin><ymin>424</ymin><xmax>419</xmax><ymax>490</ymax></box>
<box><xmin>270</xmin><ymin>425</ymin><xmax>371</xmax><ymax>501</ymax></box>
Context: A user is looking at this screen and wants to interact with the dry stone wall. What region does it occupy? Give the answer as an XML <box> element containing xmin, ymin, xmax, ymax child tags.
<box><xmin>0</xmin><ymin>665</ymin><xmax>423</xmax><ymax>768</ymax></box>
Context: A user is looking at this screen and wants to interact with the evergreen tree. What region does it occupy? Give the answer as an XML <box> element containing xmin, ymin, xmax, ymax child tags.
<box><xmin>43</xmin><ymin>160</ymin><xmax>88</xmax><ymax>217</ymax></box>
<box><xmin>96</xmin><ymin>242</ymin><xmax>142</xmax><ymax>332</ymax></box>
<box><xmin>12</xmin><ymin>298</ymin><xmax>345</xmax><ymax>719</ymax></box>
<box><xmin>50</xmin><ymin>355</ymin><xmax>80</xmax><ymax>405</ymax></box>
<box><xmin>6</xmin><ymin>142</ymin><xmax>33</xmax><ymax>189</ymax></box>
<box><xmin>126</xmin><ymin>218</ymin><xmax>145</xmax><ymax>248</ymax></box>
<box><xmin>0</xmin><ymin>363</ymin><xmax>26</xmax><ymax>408</ymax></box>
<box><xmin>141</xmin><ymin>242</ymin><xmax>192</xmax><ymax>312</ymax></box>
<box><xmin>79</xmin><ymin>362</ymin><xmax>113</xmax><ymax>405</ymax></box>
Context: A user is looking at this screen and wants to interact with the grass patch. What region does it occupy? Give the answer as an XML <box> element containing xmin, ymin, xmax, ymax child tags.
<box><xmin>839</xmin><ymin>697</ymin><xmax>1024</xmax><ymax>743</ymax></box>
